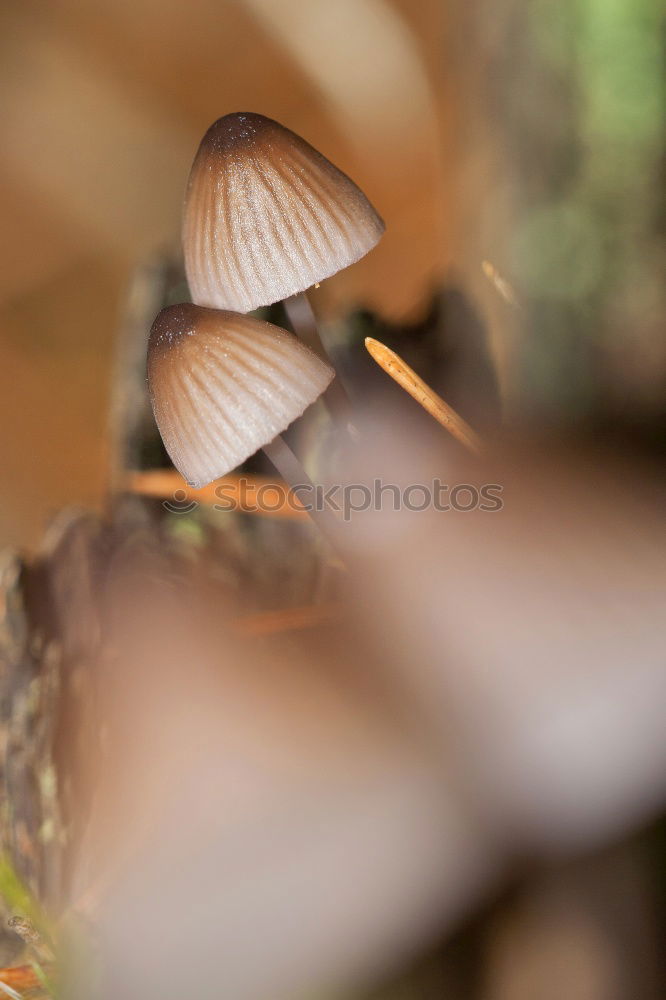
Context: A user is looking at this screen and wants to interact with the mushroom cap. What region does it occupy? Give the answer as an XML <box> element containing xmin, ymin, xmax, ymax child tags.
<box><xmin>183</xmin><ymin>112</ymin><xmax>385</xmax><ymax>313</ymax></box>
<box><xmin>147</xmin><ymin>303</ymin><xmax>334</xmax><ymax>487</ymax></box>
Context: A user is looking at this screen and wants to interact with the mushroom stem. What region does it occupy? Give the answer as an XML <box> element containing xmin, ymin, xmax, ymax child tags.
<box><xmin>262</xmin><ymin>434</ymin><xmax>341</xmax><ymax>546</ymax></box>
<box><xmin>284</xmin><ymin>293</ymin><xmax>357</xmax><ymax>438</ymax></box>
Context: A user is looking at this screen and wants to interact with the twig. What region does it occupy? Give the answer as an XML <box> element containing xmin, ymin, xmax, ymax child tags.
<box><xmin>364</xmin><ymin>338</ymin><xmax>485</xmax><ymax>455</ymax></box>
<box><xmin>232</xmin><ymin>603</ymin><xmax>340</xmax><ymax>637</ymax></box>
<box><xmin>124</xmin><ymin>470</ymin><xmax>307</xmax><ymax>520</ymax></box>
<box><xmin>481</xmin><ymin>260</ymin><xmax>520</xmax><ymax>308</ymax></box>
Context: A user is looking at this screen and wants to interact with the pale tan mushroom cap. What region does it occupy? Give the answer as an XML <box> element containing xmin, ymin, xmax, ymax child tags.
<box><xmin>148</xmin><ymin>304</ymin><xmax>334</xmax><ymax>487</ymax></box>
<box><xmin>183</xmin><ymin>112</ymin><xmax>385</xmax><ymax>313</ymax></box>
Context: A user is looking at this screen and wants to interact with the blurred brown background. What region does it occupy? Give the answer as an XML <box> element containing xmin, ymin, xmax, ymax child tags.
<box><xmin>0</xmin><ymin>6</ymin><xmax>664</xmax><ymax>995</ymax></box>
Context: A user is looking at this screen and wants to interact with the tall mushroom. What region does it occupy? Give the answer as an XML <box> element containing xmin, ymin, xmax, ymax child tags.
<box><xmin>182</xmin><ymin>112</ymin><xmax>385</xmax><ymax>424</ymax></box>
<box><xmin>147</xmin><ymin>304</ymin><xmax>333</xmax><ymax>502</ymax></box>
<box><xmin>183</xmin><ymin>112</ymin><xmax>384</xmax><ymax>314</ymax></box>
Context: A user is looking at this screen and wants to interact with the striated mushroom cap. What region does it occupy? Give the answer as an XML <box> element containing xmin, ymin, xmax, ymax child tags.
<box><xmin>147</xmin><ymin>304</ymin><xmax>334</xmax><ymax>487</ymax></box>
<box><xmin>183</xmin><ymin>112</ymin><xmax>385</xmax><ymax>312</ymax></box>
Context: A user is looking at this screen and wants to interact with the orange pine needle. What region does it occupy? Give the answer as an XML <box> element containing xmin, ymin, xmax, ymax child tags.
<box><xmin>232</xmin><ymin>603</ymin><xmax>340</xmax><ymax>637</ymax></box>
<box><xmin>481</xmin><ymin>259</ymin><xmax>519</xmax><ymax>307</ymax></box>
<box><xmin>364</xmin><ymin>338</ymin><xmax>484</xmax><ymax>455</ymax></box>
<box><xmin>124</xmin><ymin>470</ymin><xmax>307</xmax><ymax>519</ymax></box>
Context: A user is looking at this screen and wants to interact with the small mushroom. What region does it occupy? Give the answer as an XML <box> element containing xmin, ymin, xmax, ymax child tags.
<box><xmin>182</xmin><ymin>112</ymin><xmax>385</xmax><ymax>313</ymax></box>
<box><xmin>147</xmin><ymin>304</ymin><xmax>333</xmax><ymax>488</ymax></box>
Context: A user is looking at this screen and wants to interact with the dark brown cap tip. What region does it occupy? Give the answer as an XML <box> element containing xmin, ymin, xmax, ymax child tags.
<box><xmin>199</xmin><ymin>112</ymin><xmax>277</xmax><ymax>155</ymax></box>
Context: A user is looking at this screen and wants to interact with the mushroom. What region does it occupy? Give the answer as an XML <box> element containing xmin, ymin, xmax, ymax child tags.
<box><xmin>182</xmin><ymin>112</ymin><xmax>385</xmax><ymax>314</ymax></box>
<box><xmin>182</xmin><ymin>112</ymin><xmax>384</xmax><ymax>430</ymax></box>
<box><xmin>147</xmin><ymin>303</ymin><xmax>333</xmax><ymax>490</ymax></box>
